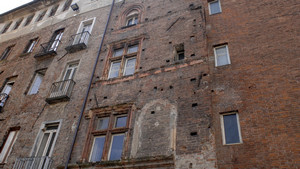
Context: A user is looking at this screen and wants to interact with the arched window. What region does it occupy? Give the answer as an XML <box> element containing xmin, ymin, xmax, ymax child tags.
<box><xmin>125</xmin><ymin>10</ymin><xmax>139</xmax><ymax>26</ymax></box>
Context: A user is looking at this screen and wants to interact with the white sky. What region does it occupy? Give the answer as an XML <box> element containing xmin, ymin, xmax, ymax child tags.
<box><xmin>0</xmin><ymin>0</ymin><xmax>34</xmax><ymax>14</ymax></box>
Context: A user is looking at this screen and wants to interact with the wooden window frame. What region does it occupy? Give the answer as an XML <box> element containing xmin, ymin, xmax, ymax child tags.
<box><xmin>105</xmin><ymin>39</ymin><xmax>142</xmax><ymax>79</ymax></box>
<box><xmin>82</xmin><ymin>104</ymin><xmax>134</xmax><ymax>163</ymax></box>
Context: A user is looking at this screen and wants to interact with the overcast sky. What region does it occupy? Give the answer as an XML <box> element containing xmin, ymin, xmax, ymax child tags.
<box><xmin>0</xmin><ymin>0</ymin><xmax>33</xmax><ymax>14</ymax></box>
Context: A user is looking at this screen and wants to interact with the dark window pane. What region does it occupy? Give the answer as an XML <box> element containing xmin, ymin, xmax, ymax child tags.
<box><xmin>115</xmin><ymin>116</ymin><xmax>127</xmax><ymax>128</ymax></box>
<box><xmin>109</xmin><ymin>134</ymin><xmax>125</xmax><ymax>160</ymax></box>
<box><xmin>178</xmin><ymin>52</ymin><xmax>185</xmax><ymax>60</ymax></box>
<box><xmin>95</xmin><ymin>117</ymin><xmax>109</xmax><ymax>130</ymax></box>
<box><xmin>90</xmin><ymin>136</ymin><xmax>106</xmax><ymax>162</ymax></box>
<box><xmin>223</xmin><ymin>114</ymin><xmax>240</xmax><ymax>144</ymax></box>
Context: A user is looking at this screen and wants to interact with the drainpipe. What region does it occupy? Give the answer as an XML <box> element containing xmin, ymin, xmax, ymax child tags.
<box><xmin>64</xmin><ymin>0</ymin><xmax>115</xmax><ymax>168</ymax></box>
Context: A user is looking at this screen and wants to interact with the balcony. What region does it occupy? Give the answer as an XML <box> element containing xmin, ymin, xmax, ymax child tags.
<box><xmin>34</xmin><ymin>40</ymin><xmax>61</xmax><ymax>59</ymax></box>
<box><xmin>45</xmin><ymin>79</ymin><xmax>75</xmax><ymax>104</ymax></box>
<box><xmin>65</xmin><ymin>31</ymin><xmax>91</xmax><ymax>53</ymax></box>
<box><xmin>0</xmin><ymin>93</ymin><xmax>8</xmax><ymax>112</ymax></box>
<box><xmin>13</xmin><ymin>156</ymin><xmax>53</xmax><ymax>169</ymax></box>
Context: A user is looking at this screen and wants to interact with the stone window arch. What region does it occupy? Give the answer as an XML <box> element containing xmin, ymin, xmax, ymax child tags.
<box><xmin>120</xmin><ymin>5</ymin><xmax>144</xmax><ymax>28</ymax></box>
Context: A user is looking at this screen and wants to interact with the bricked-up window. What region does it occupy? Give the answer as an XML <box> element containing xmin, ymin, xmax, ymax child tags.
<box><xmin>208</xmin><ymin>0</ymin><xmax>222</xmax><ymax>15</ymax></box>
<box><xmin>49</xmin><ymin>5</ymin><xmax>59</xmax><ymax>17</ymax></box>
<box><xmin>24</xmin><ymin>38</ymin><xmax>39</xmax><ymax>53</ymax></box>
<box><xmin>0</xmin><ymin>127</ymin><xmax>20</xmax><ymax>163</ymax></box>
<box><xmin>28</xmin><ymin>69</ymin><xmax>46</xmax><ymax>95</ymax></box>
<box><xmin>220</xmin><ymin>112</ymin><xmax>242</xmax><ymax>145</ymax></box>
<box><xmin>62</xmin><ymin>0</ymin><xmax>72</xmax><ymax>11</ymax></box>
<box><xmin>36</xmin><ymin>10</ymin><xmax>47</xmax><ymax>22</ymax></box>
<box><xmin>12</xmin><ymin>18</ymin><xmax>23</xmax><ymax>30</ymax></box>
<box><xmin>24</xmin><ymin>14</ymin><xmax>34</xmax><ymax>26</ymax></box>
<box><xmin>107</xmin><ymin>41</ymin><xmax>140</xmax><ymax>79</ymax></box>
<box><xmin>1</xmin><ymin>22</ymin><xmax>12</xmax><ymax>34</ymax></box>
<box><xmin>87</xmin><ymin>104</ymin><xmax>133</xmax><ymax>162</ymax></box>
<box><xmin>0</xmin><ymin>45</ymin><xmax>14</xmax><ymax>61</ymax></box>
<box><xmin>214</xmin><ymin>44</ymin><xmax>231</xmax><ymax>67</ymax></box>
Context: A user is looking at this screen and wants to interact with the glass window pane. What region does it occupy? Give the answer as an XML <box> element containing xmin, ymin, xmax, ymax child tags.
<box><xmin>115</xmin><ymin>116</ymin><xmax>127</xmax><ymax>128</ymax></box>
<box><xmin>90</xmin><ymin>136</ymin><xmax>106</xmax><ymax>162</ymax></box>
<box><xmin>223</xmin><ymin>114</ymin><xmax>240</xmax><ymax>144</ymax></box>
<box><xmin>127</xmin><ymin>45</ymin><xmax>138</xmax><ymax>54</ymax></box>
<box><xmin>109</xmin><ymin>134</ymin><xmax>125</xmax><ymax>160</ymax></box>
<box><xmin>45</xmin><ymin>132</ymin><xmax>56</xmax><ymax>156</ymax></box>
<box><xmin>95</xmin><ymin>117</ymin><xmax>109</xmax><ymax>130</ymax></box>
<box><xmin>210</xmin><ymin>1</ymin><xmax>221</xmax><ymax>14</ymax></box>
<box><xmin>216</xmin><ymin>46</ymin><xmax>229</xmax><ymax>66</ymax></box>
<box><xmin>37</xmin><ymin>133</ymin><xmax>50</xmax><ymax>156</ymax></box>
<box><xmin>28</xmin><ymin>73</ymin><xmax>43</xmax><ymax>95</ymax></box>
<box><xmin>113</xmin><ymin>48</ymin><xmax>123</xmax><ymax>57</ymax></box>
<box><xmin>108</xmin><ymin>62</ymin><xmax>121</xmax><ymax>79</ymax></box>
<box><xmin>0</xmin><ymin>131</ymin><xmax>16</xmax><ymax>162</ymax></box>
<box><xmin>123</xmin><ymin>58</ymin><xmax>136</xmax><ymax>76</ymax></box>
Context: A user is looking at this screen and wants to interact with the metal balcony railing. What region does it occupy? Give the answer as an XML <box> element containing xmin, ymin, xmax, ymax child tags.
<box><xmin>34</xmin><ymin>40</ymin><xmax>61</xmax><ymax>58</ymax></box>
<box><xmin>65</xmin><ymin>31</ymin><xmax>91</xmax><ymax>53</ymax></box>
<box><xmin>45</xmin><ymin>79</ymin><xmax>75</xmax><ymax>104</ymax></box>
<box><xmin>13</xmin><ymin>156</ymin><xmax>53</xmax><ymax>169</ymax></box>
<box><xmin>0</xmin><ymin>93</ymin><xmax>9</xmax><ymax>111</ymax></box>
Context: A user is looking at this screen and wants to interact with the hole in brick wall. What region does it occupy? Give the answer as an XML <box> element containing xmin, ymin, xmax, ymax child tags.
<box><xmin>189</xmin><ymin>163</ymin><xmax>193</xmax><ymax>168</ymax></box>
<box><xmin>194</xmin><ymin>92</ymin><xmax>196</xmax><ymax>94</ymax></box>
<box><xmin>154</xmin><ymin>86</ymin><xmax>157</xmax><ymax>90</ymax></box>
<box><xmin>103</xmin><ymin>96</ymin><xmax>107</xmax><ymax>99</ymax></box>
<box><xmin>192</xmin><ymin>103</ymin><xmax>198</xmax><ymax>107</ymax></box>
<box><xmin>166</xmin><ymin>59</ymin><xmax>170</xmax><ymax>63</ymax></box>
<box><xmin>96</xmin><ymin>76</ymin><xmax>100</xmax><ymax>79</ymax></box>
<box><xmin>111</xmin><ymin>28</ymin><xmax>113</xmax><ymax>31</ymax></box>
<box><xmin>190</xmin><ymin>132</ymin><xmax>197</xmax><ymax>136</ymax></box>
<box><xmin>190</xmin><ymin>53</ymin><xmax>195</xmax><ymax>57</ymax></box>
<box><xmin>168</xmin><ymin>11</ymin><xmax>172</xmax><ymax>14</ymax></box>
<box><xmin>142</xmin><ymin>48</ymin><xmax>145</xmax><ymax>51</ymax></box>
<box><xmin>203</xmin><ymin>73</ymin><xmax>207</xmax><ymax>76</ymax></box>
<box><xmin>139</xmin><ymin>90</ymin><xmax>142</xmax><ymax>92</ymax></box>
<box><xmin>211</xmin><ymin>90</ymin><xmax>214</xmax><ymax>93</ymax></box>
<box><xmin>169</xmin><ymin>42</ymin><xmax>172</xmax><ymax>44</ymax></box>
<box><xmin>74</xmin><ymin>116</ymin><xmax>76</xmax><ymax>118</ymax></box>
<box><xmin>151</xmin><ymin>111</ymin><xmax>155</xmax><ymax>114</ymax></box>
<box><xmin>100</xmin><ymin>59</ymin><xmax>103</xmax><ymax>62</ymax></box>
<box><xmin>145</xmin><ymin>18</ymin><xmax>149</xmax><ymax>21</ymax></box>
<box><xmin>147</xmin><ymin>6</ymin><xmax>151</xmax><ymax>9</ymax></box>
<box><xmin>190</xmin><ymin>78</ymin><xmax>196</xmax><ymax>82</ymax></box>
<box><xmin>169</xmin><ymin>85</ymin><xmax>173</xmax><ymax>89</ymax></box>
<box><xmin>0</xmin><ymin>71</ymin><xmax>3</xmax><ymax>74</ymax></box>
<box><xmin>160</xmin><ymin>88</ymin><xmax>164</xmax><ymax>91</ymax></box>
<box><xmin>140</xmin><ymin>67</ymin><xmax>142</xmax><ymax>69</ymax></box>
<box><xmin>193</xmin><ymin>19</ymin><xmax>196</xmax><ymax>22</ymax></box>
<box><xmin>89</xmin><ymin>99</ymin><xmax>92</xmax><ymax>102</ymax></box>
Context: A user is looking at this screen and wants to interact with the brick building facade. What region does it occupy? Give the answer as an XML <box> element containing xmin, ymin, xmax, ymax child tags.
<box><xmin>0</xmin><ymin>0</ymin><xmax>298</xmax><ymax>169</ymax></box>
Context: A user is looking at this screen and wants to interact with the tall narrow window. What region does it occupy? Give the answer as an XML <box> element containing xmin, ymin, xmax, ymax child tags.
<box><xmin>0</xmin><ymin>127</ymin><xmax>20</xmax><ymax>163</ymax></box>
<box><xmin>174</xmin><ymin>43</ymin><xmax>185</xmax><ymax>61</ymax></box>
<box><xmin>24</xmin><ymin>38</ymin><xmax>38</xmax><ymax>53</ymax></box>
<box><xmin>24</xmin><ymin>14</ymin><xmax>34</xmax><ymax>26</ymax></box>
<box><xmin>107</xmin><ymin>41</ymin><xmax>140</xmax><ymax>79</ymax></box>
<box><xmin>74</xmin><ymin>18</ymin><xmax>94</xmax><ymax>45</ymax></box>
<box><xmin>12</xmin><ymin>18</ymin><xmax>23</xmax><ymax>30</ymax></box>
<box><xmin>221</xmin><ymin>112</ymin><xmax>242</xmax><ymax>145</ymax></box>
<box><xmin>36</xmin><ymin>10</ymin><xmax>47</xmax><ymax>22</ymax></box>
<box><xmin>63</xmin><ymin>62</ymin><xmax>78</xmax><ymax>81</ymax></box>
<box><xmin>89</xmin><ymin>106</ymin><xmax>131</xmax><ymax>162</ymax></box>
<box><xmin>49</xmin><ymin>5</ymin><xmax>59</xmax><ymax>17</ymax></box>
<box><xmin>62</xmin><ymin>0</ymin><xmax>72</xmax><ymax>11</ymax></box>
<box><xmin>208</xmin><ymin>0</ymin><xmax>222</xmax><ymax>15</ymax></box>
<box><xmin>0</xmin><ymin>77</ymin><xmax>16</xmax><ymax>109</ymax></box>
<box><xmin>49</xmin><ymin>29</ymin><xmax>64</xmax><ymax>51</ymax></box>
<box><xmin>214</xmin><ymin>44</ymin><xmax>230</xmax><ymax>67</ymax></box>
<box><xmin>0</xmin><ymin>45</ymin><xmax>14</xmax><ymax>61</ymax></box>
<box><xmin>28</xmin><ymin>69</ymin><xmax>46</xmax><ymax>95</ymax></box>
<box><xmin>1</xmin><ymin>22</ymin><xmax>12</xmax><ymax>34</ymax></box>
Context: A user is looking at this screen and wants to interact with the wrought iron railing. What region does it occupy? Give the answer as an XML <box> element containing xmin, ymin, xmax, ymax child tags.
<box><xmin>0</xmin><ymin>93</ymin><xmax>8</xmax><ymax>108</ymax></box>
<box><xmin>46</xmin><ymin>79</ymin><xmax>75</xmax><ymax>103</ymax></box>
<box><xmin>65</xmin><ymin>31</ymin><xmax>91</xmax><ymax>53</ymax></box>
<box><xmin>13</xmin><ymin>156</ymin><xmax>53</xmax><ymax>169</ymax></box>
<box><xmin>35</xmin><ymin>40</ymin><xmax>61</xmax><ymax>57</ymax></box>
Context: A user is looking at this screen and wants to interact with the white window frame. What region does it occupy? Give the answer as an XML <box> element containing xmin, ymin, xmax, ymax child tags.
<box><xmin>30</xmin><ymin>120</ymin><xmax>62</xmax><ymax>157</ymax></box>
<box><xmin>208</xmin><ymin>0</ymin><xmax>222</xmax><ymax>15</ymax></box>
<box><xmin>0</xmin><ymin>129</ymin><xmax>19</xmax><ymax>163</ymax></box>
<box><xmin>220</xmin><ymin>112</ymin><xmax>243</xmax><ymax>145</ymax></box>
<box><xmin>214</xmin><ymin>45</ymin><xmax>231</xmax><ymax>67</ymax></box>
<box><xmin>74</xmin><ymin>18</ymin><xmax>96</xmax><ymax>45</ymax></box>
<box><xmin>28</xmin><ymin>72</ymin><xmax>44</xmax><ymax>95</ymax></box>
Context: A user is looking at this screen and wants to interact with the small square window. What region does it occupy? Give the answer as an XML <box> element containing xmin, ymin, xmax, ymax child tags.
<box><xmin>113</xmin><ymin>48</ymin><xmax>124</xmax><ymax>57</ymax></box>
<box><xmin>115</xmin><ymin>116</ymin><xmax>127</xmax><ymax>128</ymax></box>
<box><xmin>221</xmin><ymin>112</ymin><xmax>242</xmax><ymax>145</ymax></box>
<box><xmin>214</xmin><ymin>45</ymin><xmax>230</xmax><ymax>67</ymax></box>
<box><xmin>95</xmin><ymin>117</ymin><xmax>109</xmax><ymax>130</ymax></box>
<box><xmin>174</xmin><ymin>43</ymin><xmax>185</xmax><ymax>61</ymax></box>
<box><xmin>209</xmin><ymin>0</ymin><xmax>222</xmax><ymax>15</ymax></box>
<box><xmin>127</xmin><ymin>45</ymin><xmax>138</xmax><ymax>54</ymax></box>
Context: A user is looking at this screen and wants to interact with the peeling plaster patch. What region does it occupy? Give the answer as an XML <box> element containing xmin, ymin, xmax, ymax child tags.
<box><xmin>131</xmin><ymin>99</ymin><xmax>177</xmax><ymax>158</ymax></box>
